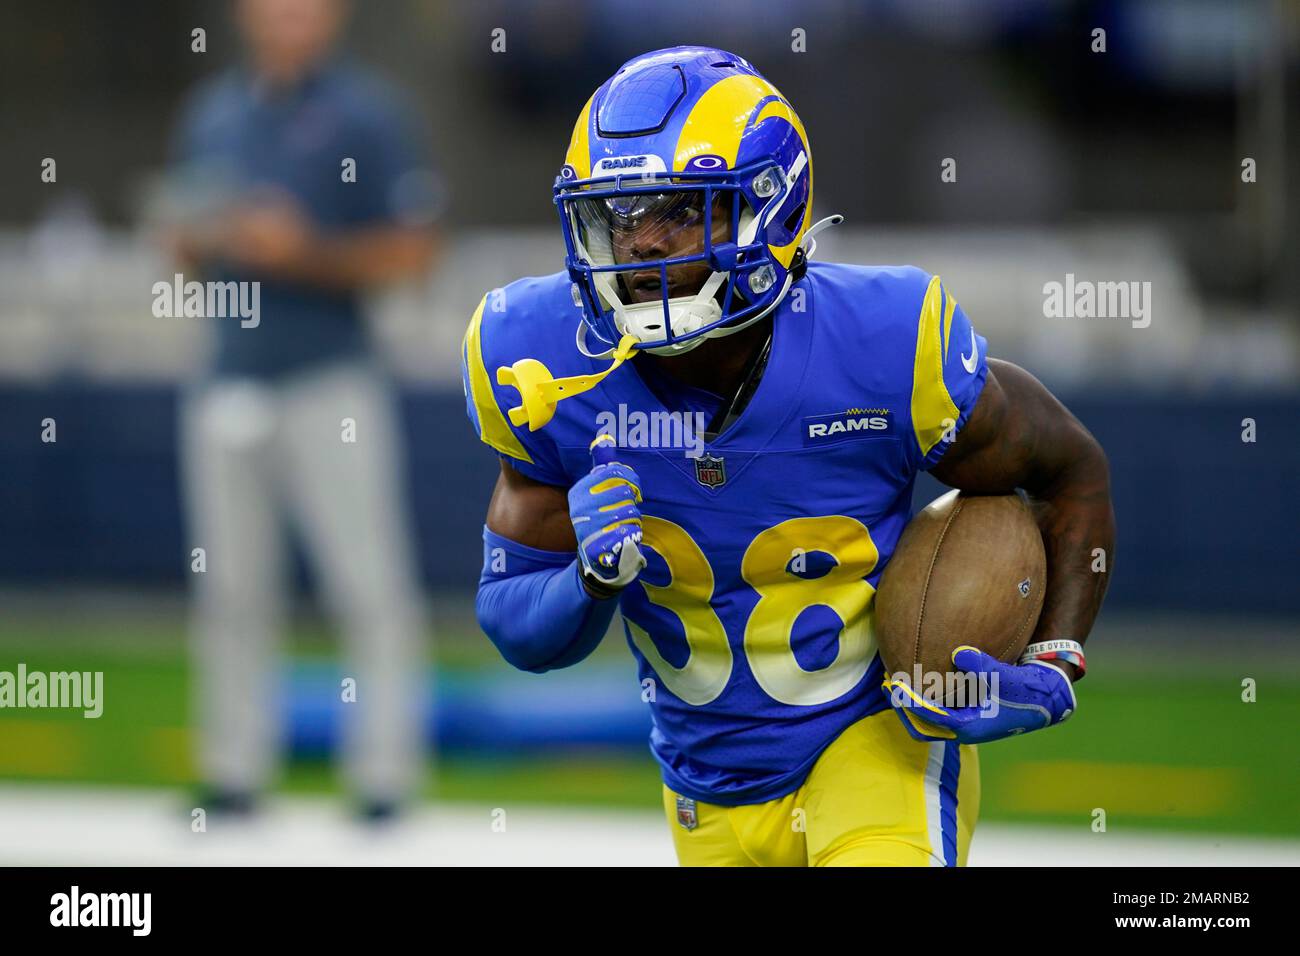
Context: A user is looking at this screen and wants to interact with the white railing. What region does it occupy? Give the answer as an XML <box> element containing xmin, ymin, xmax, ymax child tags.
<box><xmin>0</xmin><ymin>225</ymin><xmax>1293</xmax><ymax>387</ymax></box>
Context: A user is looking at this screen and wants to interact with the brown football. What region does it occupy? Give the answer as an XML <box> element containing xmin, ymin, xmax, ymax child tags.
<box><xmin>875</xmin><ymin>490</ymin><xmax>1046</xmax><ymax>697</ymax></box>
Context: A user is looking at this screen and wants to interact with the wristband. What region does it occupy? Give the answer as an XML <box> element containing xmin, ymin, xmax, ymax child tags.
<box><xmin>1019</xmin><ymin>639</ymin><xmax>1086</xmax><ymax>677</ymax></box>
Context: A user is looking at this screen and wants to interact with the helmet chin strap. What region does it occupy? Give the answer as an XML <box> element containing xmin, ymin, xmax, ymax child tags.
<box><xmin>592</xmin><ymin>259</ymin><xmax>729</xmax><ymax>357</ymax></box>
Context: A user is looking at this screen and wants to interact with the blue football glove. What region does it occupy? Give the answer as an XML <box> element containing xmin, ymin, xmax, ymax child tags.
<box><xmin>884</xmin><ymin>645</ymin><xmax>1077</xmax><ymax>744</ymax></box>
<box><xmin>568</xmin><ymin>435</ymin><xmax>647</xmax><ymax>591</ymax></box>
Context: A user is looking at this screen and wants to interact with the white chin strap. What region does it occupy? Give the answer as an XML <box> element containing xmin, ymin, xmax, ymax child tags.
<box><xmin>588</xmin><ymin>235</ymin><xmax>734</xmax><ymax>356</ymax></box>
<box><xmin>605</xmin><ymin>284</ymin><xmax>725</xmax><ymax>355</ymax></box>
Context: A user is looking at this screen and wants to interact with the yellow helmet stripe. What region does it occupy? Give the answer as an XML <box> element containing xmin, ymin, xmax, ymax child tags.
<box><xmin>673</xmin><ymin>74</ymin><xmax>782</xmax><ymax>170</ymax></box>
<box><xmin>673</xmin><ymin>78</ymin><xmax>812</xmax><ymax>268</ymax></box>
<box><xmin>753</xmin><ymin>98</ymin><xmax>812</xmax><ymax>267</ymax></box>
<box><xmin>768</xmin><ymin>235</ymin><xmax>800</xmax><ymax>269</ymax></box>
<box><xmin>564</xmin><ymin>94</ymin><xmax>595</xmax><ymax>180</ymax></box>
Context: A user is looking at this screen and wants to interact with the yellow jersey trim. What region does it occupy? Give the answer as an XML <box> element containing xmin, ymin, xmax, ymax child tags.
<box><xmin>463</xmin><ymin>294</ymin><xmax>534</xmax><ymax>464</ymax></box>
<box><xmin>911</xmin><ymin>275</ymin><xmax>962</xmax><ymax>458</ymax></box>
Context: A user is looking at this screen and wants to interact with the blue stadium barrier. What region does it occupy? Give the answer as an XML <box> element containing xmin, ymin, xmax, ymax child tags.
<box><xmin>285</xmin><ymin>661</ymin><xmax>650</xmax><ymax>756</ymax></box>
<box><xmin>0</xmin><ymin>383</ymin><xmax>1296</xmax><ymax>614</ymax></box>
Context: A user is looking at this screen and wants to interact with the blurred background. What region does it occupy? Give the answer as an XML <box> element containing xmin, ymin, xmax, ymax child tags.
<box><xmin>0</xmin><ymin>0</ymin><xmax>1296</xmax><ymax>865</ymax></box>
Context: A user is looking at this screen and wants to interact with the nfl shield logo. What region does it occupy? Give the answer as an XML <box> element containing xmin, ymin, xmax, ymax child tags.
<box><xmin>675</xmin><ymin>795</ymin><xmax>698</xmax><ymax>831</ymax></box>
<box><xmin>1018</xmin><ymin>578</ymin><xmax>1032</xmax><ymax>598</ymax></box>
<box><xmin>693</xmin><ymin>453</ymin><xmax>726</xmax><ymax>488</ymax></box>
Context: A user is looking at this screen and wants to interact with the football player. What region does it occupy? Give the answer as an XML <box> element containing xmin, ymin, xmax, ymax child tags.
<box><xmin>462</xmin><ymin>47</ymin><xmax>1114</xmax><ymax>866</ymax></box>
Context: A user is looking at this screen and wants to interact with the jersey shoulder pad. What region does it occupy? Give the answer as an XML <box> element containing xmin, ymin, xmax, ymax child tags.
<box><xmin>806</xmin><ymin>262</ymin><xmax>988</xmax><ymax>469</ymax></box>
<box><xmin>461</xmin><ymin>272</ymin><xmax>579</xmax><ymax>484</ymax></box>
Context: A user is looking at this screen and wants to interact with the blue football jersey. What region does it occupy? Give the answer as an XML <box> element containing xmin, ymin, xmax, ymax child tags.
<box><xmin>462</xmin><ymin>262</ymin><xmax>989</xmax><ymax>805</ymax></box>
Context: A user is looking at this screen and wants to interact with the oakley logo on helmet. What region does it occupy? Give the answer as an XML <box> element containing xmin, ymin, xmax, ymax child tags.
<box><xmin>684</xmin><ymin>154</ymin><xmax>727</xmax><ymax>171</ymax></box>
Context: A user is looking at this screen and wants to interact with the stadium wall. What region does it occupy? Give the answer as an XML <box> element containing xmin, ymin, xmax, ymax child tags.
<box><xmin>0</xmin><ymin>384</ymin><xmax>1294</xmax><ymax>615</ymax></box>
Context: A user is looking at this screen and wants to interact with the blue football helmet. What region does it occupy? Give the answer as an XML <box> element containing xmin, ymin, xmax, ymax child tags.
<box><xmin>555</xmin><ymin>46</ymin><xmax>840</xmax><ymax>357</ymax></box>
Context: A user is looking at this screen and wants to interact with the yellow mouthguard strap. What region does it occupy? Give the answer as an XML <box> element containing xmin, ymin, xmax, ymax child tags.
<box><xmin>497</xmin><ymin>334</ymin><xmax>639</xmax><ymax>432</ymax></box>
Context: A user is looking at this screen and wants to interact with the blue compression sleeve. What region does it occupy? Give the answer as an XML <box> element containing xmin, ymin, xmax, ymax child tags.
<box><xmin>476</xmin><ymin>527</ymin><xmax>619</xmax><ymax>673</ymax></box>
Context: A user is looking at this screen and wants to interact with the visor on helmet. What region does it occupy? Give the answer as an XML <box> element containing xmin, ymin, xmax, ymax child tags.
<box><xmin>569</xmin><ymin>189</ymin><xmax>732</xmax><ymax>299</ymax></box>
<box><xmin>560</xmin><ymin>178</ymin><xmax>767</xmax><ymax>352</ymax></box>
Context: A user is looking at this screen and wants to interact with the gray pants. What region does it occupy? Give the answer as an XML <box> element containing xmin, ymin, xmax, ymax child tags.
<box><xmin>180</xmin><ymin>363</ymin><xmax>427</xmax><ymax>802</ymax></box>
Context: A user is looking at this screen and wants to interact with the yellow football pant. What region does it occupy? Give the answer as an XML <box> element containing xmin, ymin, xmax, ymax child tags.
<box><xmin>662</xmin><ymin>709</ymin><xmax>979</xmax><ymax>866</ymax></box>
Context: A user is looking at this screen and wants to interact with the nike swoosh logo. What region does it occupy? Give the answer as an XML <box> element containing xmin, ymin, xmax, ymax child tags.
<box><xmin>960</xmin><ymin>328</ymin><xmax>979</xmax><ymax>373</ymax></box>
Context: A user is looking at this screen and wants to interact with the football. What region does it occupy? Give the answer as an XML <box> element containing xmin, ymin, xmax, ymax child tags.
<box><xmin>875</xmin><ymin>490</ymin><xmax>1046</xmax><ymax>697</ymax></box>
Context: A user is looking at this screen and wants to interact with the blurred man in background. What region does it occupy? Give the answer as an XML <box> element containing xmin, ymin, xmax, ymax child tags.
<box><xmin>165</xmin><ymin>0</ymin><xmax>441</xmax><ymax>820</ymax></box>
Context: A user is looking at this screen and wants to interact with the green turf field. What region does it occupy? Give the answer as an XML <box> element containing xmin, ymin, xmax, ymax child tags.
<box><xmin>1</xmin><ymin>613</ymin><xmax>1296</xmax><ymax>838</ymax></box>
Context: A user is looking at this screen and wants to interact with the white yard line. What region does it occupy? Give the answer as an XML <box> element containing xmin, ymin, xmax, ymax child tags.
<box><xmin>0</xmin><ymin>784</ymin><xmax>674</xmax><ymax>867</ymax></box>
<box><xmin>0</xmin><ymin>784</ymin><xmax>1293</xmax><ymax>867</ymax></box>
<box><xmin>968</xmin><ymin>823</ymin><xmax>1299</xmax><ymax>867</ymax></box>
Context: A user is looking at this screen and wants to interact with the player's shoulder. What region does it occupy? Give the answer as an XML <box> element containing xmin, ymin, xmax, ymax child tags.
<box><xmin>802</xmin><ymin>261</ymin><xmax>947</xmax><ymax>380</ymax></box>
<box><xmin>804</xmin><ymin>262</ymin><xmax>988</xmax><ymax>467</ymax></box>
<box><xmin>806</xmin><ymin>260</ymin><xmax>933</xmax><ymax>292</ymax></box>
<box><xmin>467</xmin><ymin>271</ymin><xmax>587</xmax><ymax>372</ymax></box>
<box><xmin>461</xmin><ymin>271</ymin><xmax>593</xmax><ymax>475</ymax></box>
<box><xmin>805</xmin><ymin>261</ymin><xmax>939</xmax><ymax>335</ymax></box>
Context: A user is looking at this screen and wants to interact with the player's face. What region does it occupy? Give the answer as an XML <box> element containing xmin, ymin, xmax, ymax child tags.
<box><xmin>606</xmin><ymin>192</ymin><xmax>732</xmax><ymax>304</ymax></box>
